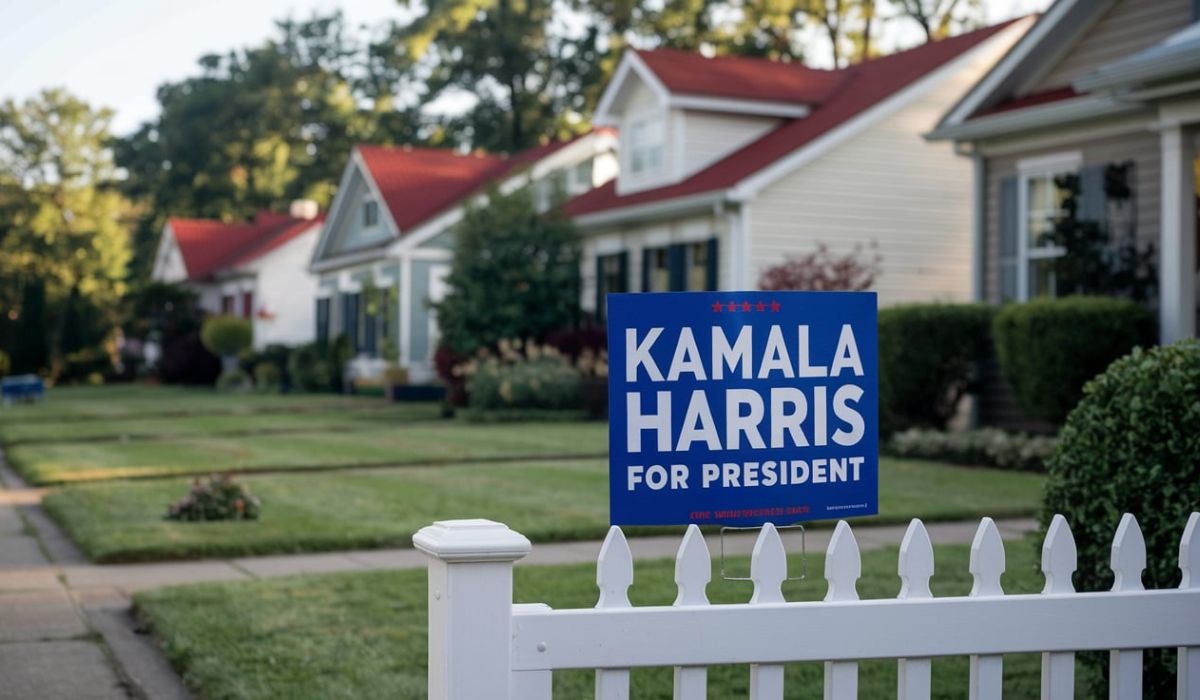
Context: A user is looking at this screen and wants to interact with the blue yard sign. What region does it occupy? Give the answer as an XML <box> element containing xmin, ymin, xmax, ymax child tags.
<box><xmin>607</xmin><ymin>291</ymin><xmax>879</xmax><ymax>527</ymax></box>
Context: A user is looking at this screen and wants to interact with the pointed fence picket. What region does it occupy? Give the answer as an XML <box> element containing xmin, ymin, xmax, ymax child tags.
<box><xmin>415</xmin><ymin>512</ymin><xmax>1200</xmax><ymax>700</ymax></box>
<box><xmin>897</xmin><ymin>519</ymin><xmax>933</xmax><ymax>700</ymax></box>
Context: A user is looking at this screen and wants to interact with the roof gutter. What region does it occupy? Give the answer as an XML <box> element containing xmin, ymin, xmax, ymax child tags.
<box><xmin>925</xmin><ymin>94</ymin><xmax>1144</xmax><ymax>142</ymax></box>
<box><xmin>573</xmin><ymin>190</ymin><xmax>726</xmax><ymax>231</ymax></box>
<box><xmin>1074</xmin><ymin>51</ymin><xmax>1200</xmax><ymax>94</ymax></box>
<box><xmin>309</xmin><ymin>243</ymin><xmax>392</xmax><ymax>274</ymax></box>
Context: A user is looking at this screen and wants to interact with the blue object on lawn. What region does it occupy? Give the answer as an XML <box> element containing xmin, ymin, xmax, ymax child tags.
<box><xmin>1</xmin><ymin>374</ymin><xmax>45</xmax><ymax>405</ymax></box>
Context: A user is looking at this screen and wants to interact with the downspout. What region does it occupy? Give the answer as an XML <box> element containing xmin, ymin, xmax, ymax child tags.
<box><xmin>972</xmin><ymin>150</ymin><xmax>987</xmax><ymax>302</ymax></box>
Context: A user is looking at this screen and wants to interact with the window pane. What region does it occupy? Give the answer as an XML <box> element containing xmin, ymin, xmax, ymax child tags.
<box><xmin>648</xmin><ymin>248</ymin><xmax>670</xmax><ymax>291</ymax></box>
<box><xmin>1029</xmin><ymin>258</ymin><xmax>1056</xmax><ymax>298</ymax></box>
<box><xmin>686</xmin><ymin>243</ymin><xmax>707</xmax><ymax>291</ymax></box>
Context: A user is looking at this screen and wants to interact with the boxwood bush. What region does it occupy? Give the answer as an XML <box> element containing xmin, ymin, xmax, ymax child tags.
<box><xmin>992</xmin><ymin>296</ymin><xmax>1152</xmax><ymax>424</ymax></box>
<box><xmin>877</xmin><ymin>303</ymin><xmax>994</xmax><ymax>434</ymax></box>
<box><xmin>1041</xmin><ymin>339</ymin><xmax>1200</xmax><ymax>695</ymax></box>
<box><xmin>200</xmin><ymin>315</ymin><xmax>253</xmax><ymax>358</ymax></box>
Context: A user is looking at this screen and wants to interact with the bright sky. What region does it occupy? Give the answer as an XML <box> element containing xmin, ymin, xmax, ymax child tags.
<box><xmin>0</xmin><ymin>0</ymin><xmax>1051</xmax><ymax>137</ymax></box>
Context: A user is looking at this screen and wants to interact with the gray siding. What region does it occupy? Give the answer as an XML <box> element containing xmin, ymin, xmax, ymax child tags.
<box><xmin>982</xmin><ymin>129</ymin><xmax>1162</xmax><ymax>304</ymax></box>
<box><xmin>324</xmin><ymin>168</ymin><xmax>392</xmax><ymax>257</ymax></box>
<box><xmin>1031</xmin><ymin>0</ymin><xmax>1192</xmax><ymax>93</ymax></box>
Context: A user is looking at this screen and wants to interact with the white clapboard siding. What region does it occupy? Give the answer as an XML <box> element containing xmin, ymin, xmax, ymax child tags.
<box><xmin>968</xmin><ymin>518</ymin><xmax>1005</xmax><ymax>700</ymax></box>
<box><xmin>897</xmin><ymin>519</ymin><xmax>934</xmax><ymax>700</ymax></box>
<box><xmin>673</xmin><ymin>524</ymin><xmax>711</xmax><ymax>700</ymax></box>
<box><xmin>749</xmin><ymin>523</ymin><xmax>786</xmax><ymax>700</ymax></box>
<box><xmin>595</xmin><ymin>527</ymin><xmax>633</xmax><ymax>700</ymax></box>
<box><xmin>417</xmin><ymin>513</ymin><xmax>1200</xmax><ymax>700</ymax></box>
<box><xmin>1040</xmin><ymin>514</ymin><xmax>1077</xmax><ymax>700</ymax></box>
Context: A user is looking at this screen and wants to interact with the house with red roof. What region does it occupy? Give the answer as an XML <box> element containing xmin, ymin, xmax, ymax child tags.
<box><xmin>151</xmin><ymin>201</ymin><xmax>325</xmax><ymax>348</ymax></box>
<box><xmin>929</xmin><ymin>0</ymin><xmax>1199</xmax><ymax>352</ymax></box>
<box><xmin>564</xmin><ymin>18</ymin><xmax>1032</xmax><ymax>318</ymax></box>
<box><xmin>308</xmin><ymin>131</ymin><xmax>616</xmax><ymax>382</ymax></box>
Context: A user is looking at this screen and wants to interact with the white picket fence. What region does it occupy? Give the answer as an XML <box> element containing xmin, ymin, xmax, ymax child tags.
<box><xmin>415</xmin><ymin>512</ymin><xmax>1200</xmax><ymax>700</ymax></box>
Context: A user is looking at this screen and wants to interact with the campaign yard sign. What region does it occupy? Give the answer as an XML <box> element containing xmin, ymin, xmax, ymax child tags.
<box><xmin>607</xmin><ymin>291</ymin><xmax>878</xmax><ymax>527</ymax></box>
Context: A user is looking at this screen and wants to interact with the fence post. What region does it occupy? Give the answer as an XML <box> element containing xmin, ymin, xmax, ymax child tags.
<box><xmin>415</xmin><ymin>519</ymin><xmax>532</xmax><ymax>700</ymax></box>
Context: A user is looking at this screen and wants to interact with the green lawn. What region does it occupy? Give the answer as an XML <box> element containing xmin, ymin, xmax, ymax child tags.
<box><xmin>0</xmin><ymin>384</ymin><xmax>388</xmax><ymax>424</ymax></box>
<box><xmin>135</xmin><ymin>537</ymin><xmax>1082</xmax><ymax>700</ymax></box>
<box><xmin>44</xmin><ymin>458</ymin><xmax>1044</xmax><ymax>562</ymax></box>
<box><xmin>8</xmin><ymin>421</ymin><xmax>608</xmax><ymax>484</ymax></box>
<box><xmin>0</xmin><ymin>404</ymin><xmax>441</xmax><ymax>445</ymax></box>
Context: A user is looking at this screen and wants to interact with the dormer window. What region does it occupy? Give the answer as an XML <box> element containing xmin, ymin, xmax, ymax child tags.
<box><xmin>630</xmin><ymin>117</ymin><xmax>664</xmax><ymax>175</ymax></box>
<box><xmin>362</xmin><ymin>199</ymin><xmax>379</xmax><ymax>228</ymax></box>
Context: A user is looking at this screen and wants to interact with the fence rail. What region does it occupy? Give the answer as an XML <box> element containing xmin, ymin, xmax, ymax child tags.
<box><xmin>415</xmin><ymin>512</ymin><xmax>1200</xmax><ymax>700</ymax></box>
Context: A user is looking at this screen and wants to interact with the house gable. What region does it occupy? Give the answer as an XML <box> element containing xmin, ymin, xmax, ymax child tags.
<box><xmin>1022</xmin><ymin>0</ymin><xmax>1193</xmax><ymax>96</ymax></box>
<box><xmin>151</xmin><ymin>226</ymin><xmax>189</xmax><ymax>283</ymax></box>
<box><xmin>317</xmin><ymin>160</ymin><xmax>395</xmax><ymax>262</ymax></box>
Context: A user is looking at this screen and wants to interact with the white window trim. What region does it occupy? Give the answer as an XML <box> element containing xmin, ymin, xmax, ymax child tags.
<box><xmin>1016</xmin><ymin>151</ymin><xmax>1081</xmax><ymax>301</ymax></box>
<box><xmin>629</xmin><ymin>113</ymin><xmax>665</xmax><ymax>178</ymax></box>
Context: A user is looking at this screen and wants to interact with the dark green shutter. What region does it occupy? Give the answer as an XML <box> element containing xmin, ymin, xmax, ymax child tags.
<box><xmin>998</xmin><ymin>176</ymin><xmax>1018</xmax><ymax>302</ymax></box>
<box><xmin>668</xmin><ymin>244</ymin><xmax>686</xmax><ymax>291</ymax></box>
<box><xmin>617</xmin><ymin>251</ymin><xmax>629</xmax><ymax>293</ymax></box>
<box><xmin>595</xmin><ymin>255</ymin><xmax>605</xmax><ymax>318</ymax></box>
<box><xmin>641</xmin><ymin>250</ymin><xmax>651</xmax><ymax>292</ymax></box>
<box><xmin>343</xmin><ymin>293</ymin><xmax>360</xmax><ymax>353</ymax></box>
<box><xmin>316</xmin><ymin>298</ymin><xmax>330</xmax><ymax>346</ymax></box>
<box><xmin>1078</xmin><ymin>164</ymin><xmax>1107</xmax><ymax>223</ymax></box>
<box><xmin>705</xmin><ymin>237</ymin><xmax>719</xmax><ymax>291</ymax></box>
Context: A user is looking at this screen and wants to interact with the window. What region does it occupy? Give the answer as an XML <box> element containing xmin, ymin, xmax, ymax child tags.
<box><xmin>363</xmin><ymin>200</ymin><xmax>379</xmax><ymax>228</ymax></box>
<box><xmin>630</xmin><ymin>117</ymin><xmax>664</xmax><ymax>175</ymax></box>
<box><xmin>595</xmin><ymin>252</ymin><xmax>628</xmax><ymax>319</ymax></box>
<box><xmin>644</xmin><ymin>247</ymin><xmax>671</xmax><ymax>291</ymax></box>
<box><xmin>686</xmin><ymin>242</ymin><xmax>710</xmax><ymax>291</ymax></box>
<box><xmin>242</xmin><ymin>291</ymin><xmax>254</xmax><ymax>319</ymax></box>
<box><xmin>1014</xmin><ymin>153</ymin><xmax>1080</xmax><ymax>300</ymax></box>
<box><xmin>569</xmin><ymin>159</ymin><xmax>593</xmax><ymax>195</ymax></box>
<box><xmin>221</xmin><ymin>295</ymin><xmax>235</xmax><ymax>315</ymax></box>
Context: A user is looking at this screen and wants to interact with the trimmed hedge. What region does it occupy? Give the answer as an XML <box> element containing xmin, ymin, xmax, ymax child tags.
<box><xmin>887</xmin><ymin>428</ymin><xmax>1056</xmax><ymax>472</ymax></box>
<box><xmin>993</xmin><ymin>296</ymin><xmax>1153</xmax><ymax>424</ymax></box>
<box><xmin>877</xmin><ymin>303</ymin><xmax>994</xmax><ymax>434</ymax></box>
<box><xmin>200</xmin><ymin>316</ymin><xmax>253</xmax><ymax>357</ymax></box>
<box><xmin>1041</xmin><ymin>339</ymin><xmax>1200</xmax><ymax>694</ymax></box>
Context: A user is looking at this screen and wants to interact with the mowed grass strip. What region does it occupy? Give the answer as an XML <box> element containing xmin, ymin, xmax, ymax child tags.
<box><xmin>135</xmin><ymin>538</ymin><xmax>1075</xmax><ymax>700</ymax></box>
<box><xmin>43</xmin><ymin>458</ymin><xmax>1044</xmax><ymax>562</ymax></box>
<box><xmin>8</xmin><ymin>421</ymin><xmax>609</xmax><ymax>484</ymax></box>
<box><xmin>0</xmin><ymin>385</ymin><xmax>388</xmax><ymax>424</ymax></box>
<box><xmin>0</xmin><ymin>403</ymin><xmax>442</xmax><ymax>445</ymax></box>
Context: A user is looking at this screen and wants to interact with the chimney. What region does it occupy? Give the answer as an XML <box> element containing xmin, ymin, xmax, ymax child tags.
<box><xmin>289</xmin><ymin>199</ymin><xmax>319</xmax><ymax>220</ymax></box>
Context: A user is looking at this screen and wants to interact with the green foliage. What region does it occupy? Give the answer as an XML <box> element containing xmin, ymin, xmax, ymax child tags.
<box><xmin>1041</xmin><ymin>340</ymin><xmax>1200</xmax><ymax>695</ymax></box>
<box><xmin>287</xmin><ymin>343</ymin><xmax>335</xmax><ymax>393</ymax></box>
<box><xmin>201</xmin><ymin>316</ymin><xmax>253</xmax><ymax>357</ymax></box>
<box><xmin>0</xmin><ymin>89</ymin><xmax>130</xmax><ymax>372</ymax></box>
<box><xmin>877</xmin><ymin>303</ymin><xmax>994</xmax><ymax>434</ymax></box>
<box><xmin>253</xmin><ymin>362</ymin><xmax>282</xmax><ymax>392</ymax></box>
<box><xmin>435</xmin><ymin>187</ymin><xmax>580</xmax><ymax>355</ymax></box>
<box><xmin>466</xmin><ymin>353</ymin><xmax>583</xmax><ymax>413</ymax></box>
<box><xmin>166</xmin><ymin>474</ymin><xmax>261</xmax><ymax>522</ymax></box>
<box><xmin>0</xmin><ymin>349</ymin><xmax>9</xmax><ymax>376</ymax></box>
<box><xmin>887</xmin><ymin>428</ymin><xmax>1057</xmax><ymax>472</ymax></box>
<box><xmin>993</xmin><ymin>296</ymin><xmax>1153</xmax><ymax>424</ymax></box>
<box><xmin>216</xmin><ymin>369</ymin><xmax>252</xmax><ymax>392</ymax></box>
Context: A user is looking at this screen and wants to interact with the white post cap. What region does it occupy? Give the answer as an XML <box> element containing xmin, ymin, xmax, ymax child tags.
<box><xmin>414</xmin><ymin>519</ymin><xmax>532</xmax><ymax>563</ymax></box>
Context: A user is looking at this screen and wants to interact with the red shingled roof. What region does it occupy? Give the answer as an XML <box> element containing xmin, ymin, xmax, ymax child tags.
<box><xmin>169</xmin><ymin>212</ymin><xmax>324</xmax><ymax>282</ymax></box>
<box><xmin>635</xmin><ymin>48</ymin><xmax>847</xmax><ymax>104</ymax></box>
<box><xmin>566</xmin><ymin>21</ymin><xmax>1018</xmax><ymax>219</ymax></box>
<box><xmin>972</xmin><ymin>85</ymin><xmax>1079</xmax><ymax>118</ymax></box>
<box><xmin>355</xmin><ymin>130</ymin><xmax>606</xmax><ymax>236</ymax></box>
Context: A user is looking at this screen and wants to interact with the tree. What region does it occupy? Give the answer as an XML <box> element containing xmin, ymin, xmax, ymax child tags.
<box><xmin>888</xmin><ymin>0</ymin><xmax>982</xmax><ymax>42</ymax></box>
<box><xmin>0</xmin><ymin>89</ymin><xmax>131</xmax><ymax>374</ymax></box>
<box><xmin>434</xmin><ymin>186</ymin><xmax>580</xmax><ymax>356</ymax></box>
<box><xmin>117</xmin><ymin>12</ymin><xmax>420</xmax><ymax>280</ymax></box>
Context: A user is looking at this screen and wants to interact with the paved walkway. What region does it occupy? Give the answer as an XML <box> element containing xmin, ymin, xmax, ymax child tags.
<box><xmin>0</xmin><ymin>457</ymin><xmax>1039</xmax><ymax>699</ymax></box>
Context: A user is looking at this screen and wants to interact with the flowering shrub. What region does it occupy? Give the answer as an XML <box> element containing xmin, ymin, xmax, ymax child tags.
<box><xmin>757</xmin><ymin>242</ymin><xmax>881</xmax><ymax>291</ymax></box>
<box><xmin>886</xmin><ymin>428</ymin><xmax>1057</xmax><ymax>472</ymax></box>
<box><xmin>166</xmin><ymin>474</ymin><xmax>262</xmax><ymax>521</ymax></box>
<box><xmin>457</xmin><ymin>338</ymin><xmax>606</xmax><ymax>414</ymax></box>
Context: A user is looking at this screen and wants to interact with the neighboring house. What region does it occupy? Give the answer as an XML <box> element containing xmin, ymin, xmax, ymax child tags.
<box><xmin>151</xmin><ymin>201</ymin><xmax>325</xmax><ymax>349</ymax></box>
<box><xmin>928</xmin><ymin>0</ymin><xmax>1200</xmax><ymax>346</ymax></box>
<box><xmin>308</xmin><ymin>131</ymin><xmax>617</xmax><ymax>383</ymax></box>
<box><xmin>563</xmin><ymin>18</ymin><xmax>1033</xmax><ymax>318</ymax></box>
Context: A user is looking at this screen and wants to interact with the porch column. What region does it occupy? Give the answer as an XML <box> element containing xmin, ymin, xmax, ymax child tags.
<box><xmin>1159</xmin><ymin>124</ymin><xmax>1197</xmax><ymax>344</ymax></box>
